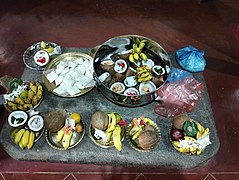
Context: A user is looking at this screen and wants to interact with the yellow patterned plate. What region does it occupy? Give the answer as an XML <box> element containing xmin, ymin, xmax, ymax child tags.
<box><xmin>42</xmin><ymin>52</ymin><xmax>95</xmax><ymax>97</ymax></box>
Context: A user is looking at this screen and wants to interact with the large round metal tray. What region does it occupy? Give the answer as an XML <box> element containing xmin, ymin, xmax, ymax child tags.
<box><xmin>45</xmin><ymin>119</ymin><xmax>85</xmax><ymax>150</ymax></box>
<box><xmin>126</xmin><ymin>122</ymin><xmax>160</xmax><ymax>152</ymax></box>
<box><xmin>42</xmin><ymin>52</ymin><xmax>95</xmax><ymax>97</ymax></box>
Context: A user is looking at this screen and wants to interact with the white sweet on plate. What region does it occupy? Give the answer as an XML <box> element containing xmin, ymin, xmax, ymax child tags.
<box><xmin>48</xmin><ymin>57</ymin><xmax>95</xmax><ymax>96</ymax></box>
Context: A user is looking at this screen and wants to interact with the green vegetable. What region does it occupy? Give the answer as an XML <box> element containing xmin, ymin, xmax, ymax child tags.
<box><xmin>183</xmin><ymin>121</ymin><xmax>198</xmax><ymax>137</ymax></box>
<box><xmin>114</xmin><ymin>113</ymin><xmax>121</xmax><ymax>123</ymax></box>
<box><xmin>9</xmin><ymin>78</ymin><xmax>23</xmax><ymax>92</ymax></box>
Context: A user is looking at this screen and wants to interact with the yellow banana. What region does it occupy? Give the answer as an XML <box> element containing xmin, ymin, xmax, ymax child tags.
<box><xmin>44</xmin><ymin>46</ymin><xmax>54</xmax><ymax>53</ymax></box>
<box><xmin>30</xmin><ymin>85</ymin><xmax>37</xmax><ymax>94</ymax></box>
<box><xmin>139</xmin><ymin>42</ymin><xmax>145</xmax><ymax>49</ymax></box>
<box><xmin>143</xmin><ymin>118</ymin><xmax>154</xmax><ymax>126</ymax></box>
<box><xmin>22</xmin><ymin>130</ymin><xmax>30</xmax><ymax>147</ymax></box>
<box><xmin>36</xmin><ymin>90</ymin><xmax>42</xmax><ymax>100</ymax></box>
<box><xmin>24</xmin><ymin>97</ymin><xmax>31</xmax><ymax>104</ymax></box>
<box><xmin>113</xmin><ymin>126</ymin><xmax>122</xmax><ymax>151</ymax></box>
<box><xmin>129</xmin><ymin>54</ymin><xmax>135</xmax><ymax>63</ymax></box>
<box><xmin>106</xmin><ymin>131</ymin><xmax>113</xmax><ymax>144</ymax></box>
<box><xmin>10</xmin><ymin>128</ymin><xmax>19</xmax><ymax>140</ymax></box>
<box><xmin>140</xmin><ymin>52</ymin><xmax>147</xmax><ymax>61</ymax></box>
<box><xmin>56</xmin><ymin>128</ymin><xmax>65</xmax><ymax>142</ymax></box>
<box><xmin>196</xmin><ymin>148</ymin><xmax>203</xmax><ymax>155</ymax></box>
<box><xmin>129</xmin><ymin>125</ymin><xmax>142</xmax><ymax>136</ymax></box>
<box><xmin>19</xmin><ymin>138</ymin><xmax>25</xmax><ymax>149</ymax></box>
<box><xmin>36</xmin><ymin>82</ymin><xmax>43</xmax><ymax>92</ymax></box>
<box><xmin>14</xmin><ymin>97</ymin><xmax>25</xmax><ymax>105</ymax></box>
<box><xmin>172</xmin><ymin>141</ymin><xmax>180</xmax><ymax>148</ymax></box>
<box><xmin>184</xmin><ymin>136</ymin><xmax>196</xmax><ymax>142</ymax></box>
<box><xmin>14</xmin><ymin>129</ymin><xmax>26</xmax><ymax>144</ymax></box>
<box><xmin>195</xmin><ymin>121</ymin><xmax>205</xmax><ymax>134</ymax></box>
<box><xmin>27</xmin><ymin>89</ymin><xmax>35</xmax><ymax>100</ymax></box>
<box><xmin>133</xmin><ymin>43</ymin><xmax>138</xmax><ymax>52</ymax></box>
<box><xmin>132</xmin><ymin>127</ymin><xmax>143</xmax><ymax>140</ymax></box>
<box><xmin>40</xmin><ymin>41</ymin><xmax>46</xmax><ymax>49</ymax></box>
<box><xmin>130</xmin><ymin>49</ymin><xmax>135</xmax><ymax>54</ymax></box>
<box><xmin>32</xmin><ymin>95</ymin><xmax>38</xmax><ymax>106</ymax></box>
<box><xmin>62</xmin><ymin>131</ymin><xmax>73</xmax><ymax>149</ymax></box>
<box><xmin>17</xmin><ymin>105</ymin><xmax>27</xmax><ymax>111</ymax></box>
<box><xmin>133</xmin><ymin>53</ymin><xmax>139</xmax><ymax>60</ymax></box>
<box><xmin>27</xmin><ymin>131</ymin><xmax>35</xmax><ymax>149</ymax></box>
<box><xmin>178</xmin><ymin>147</ymin><xmax>190</xmax><ymax>153</ymax></box>
<box><xmin>23</xmin><ymin>104</ymin><xmax>33</xmax><ymax>109</ymax></box>
<box><xmin>19</xmin><ymin>90</ymin><xmax>28</xmax><ymax>99</ymax></box>
<box><xmin>106</xmin><ymin>112</ymin><xmax>116</xmax><ymax>132</ymax></box>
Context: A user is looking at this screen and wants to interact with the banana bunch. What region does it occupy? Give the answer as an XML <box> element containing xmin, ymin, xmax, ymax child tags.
<box><xmin>40</xmin><ymin>41</ymin><xmax>54</xmax><ymax>53</ymax></box>
<box><xmin>10</xmin><ymin>128</ymin><xmax>35</xmax><ymax>149</ymax></box>
<box><xmin>172</xmin><ymin>136</ymin><xmax>202</xmax><ymax>155</ymax></box>
<box><xmin>128</xmin><ymin>38</ymin><xmax>148</xmax><ymax>63</ymax></box>
<box><xmin>135</xmin><ymin>65</ymin><xmax>153</xmax><ymax>82</ymax></box>
<box><xmin>195</xmin><ymin>121</ymin><xmax>209</xmax><ymax>139</ymax></box>
<box><xmin>7</xmin><ymin>82</ymin><xmax>43</xmax><ymax>111</ymax></box>
<box><xmin>105</xmin><ymin>112</ymin><xmax>123</xmax><ymax>151</ymax></box>
<box><xmin>56</xmin><ymin>127</ymin><xmax>73</xmax><ymax>149</ymax></box>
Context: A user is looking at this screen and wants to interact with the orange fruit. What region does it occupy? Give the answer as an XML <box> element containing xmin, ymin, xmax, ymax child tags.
<box><xmin>70</xmin><ymin>113</ymin><xmax>81</xmax><ymax>123</ymax></box>
<box><xmin>75</xmin><ymin>123</ymin><xmax>83</xmax><ymax>133</ymax></box>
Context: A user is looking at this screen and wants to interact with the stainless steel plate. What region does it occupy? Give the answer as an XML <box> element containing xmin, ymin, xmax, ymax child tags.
<box><xmin>42</xmin><ymin>52</ymin><xmax>95</xmax><ymax>97</ymax></box>
<box><xmin>23</xmin><ymin>41</ymin><xmax>61</xmax><ymax>71</ymax></box>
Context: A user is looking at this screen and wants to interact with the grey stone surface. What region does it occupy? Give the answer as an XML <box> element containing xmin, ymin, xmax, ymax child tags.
<box><xmin>0</xmin><ymin>48</ymin><xmax>220</xmax><ymax>169</ymax></box>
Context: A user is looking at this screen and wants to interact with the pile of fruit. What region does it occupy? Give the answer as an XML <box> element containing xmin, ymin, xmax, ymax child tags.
<box><xmin>10</xmin><ymin>128</ymin><xmax>36</xmax><ymax>149</ymax></box>
<box><xmin>5</xmin><ymin>80</ymin><xmax>44</xmax><ymax>111</ymax></box>
<box><xmin>135</xmin><ymin>65</ymin><xmax>153</xmax><ymax>83</ymax></box>
<box><xmin>128</xmin><ymin>38</ymin><xmax>148</xmax><ymax>63</ymax></box>
<box><xmin>127</xmin><ymin>116</ymin><xmax>159</xmax><ymax>151</ymax></box>
<box><xmin>90</xmin><ymin>110</ymin><xmax>126</xmax><ymax>151</ymax></box>
<box><xmin>55</xmin><ymin>112</ymin><xmax>84</xmax><ymax>149</ymax></box>
<box><xmin>171</xmin><ymin>114</ymin><xmax>211</xmax><ymax>155</ymax></box>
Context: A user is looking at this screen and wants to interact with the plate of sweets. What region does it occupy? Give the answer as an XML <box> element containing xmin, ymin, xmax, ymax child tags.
<box><xmin>126</xmin><ymin>116</ymin><xmax>160</xmax><ymax>152</ymax></box>
<box><xmin>89</xmin><ymin>110</ymin><xmax>126</xmax><ymax>152</ymax></box>
<box><xmin>170</xmin><ymin>114</ymin><xmax>211</xmax><ymax>155</ymax></box>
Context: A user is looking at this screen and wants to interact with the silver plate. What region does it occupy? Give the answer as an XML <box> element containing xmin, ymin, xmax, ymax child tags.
<box><xmin>23</xmin><ymin>41</ymin><xmax>61</xmax><ymax>71</ymax></box>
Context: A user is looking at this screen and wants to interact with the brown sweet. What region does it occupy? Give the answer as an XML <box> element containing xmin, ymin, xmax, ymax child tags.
<box><xmin>138</xmin><ymin>130</ymin><xmax>159</xmax><ymax>150</ymax></box>
<box><xmin>91</xmin><ymin>110</ymin><xmax>109</xmax><ymax>130</ymax></box>
<box><xmin>173</xmin><ymin>114</ymin><xmax>190</xmax><ymax>130</ymax></box>
<box><xmin>44</xmin><ymin>109</ymin><xmax>66</xmax><ymax>133</ymax></box>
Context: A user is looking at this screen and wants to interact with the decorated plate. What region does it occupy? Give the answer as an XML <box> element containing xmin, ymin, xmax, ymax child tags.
<box><xmin>45</xmin><ymin>119</ymin><xmax>85</xmax><ymax>150</ymax></box>
<box><xmin>3</xmin><ymin>81</ymin><xmax>44</xmax><ymax>112</ymax></box>
<box><xmin>42</xmin><ymin>52</ymin><xmax>95</xmax><ymax>97</ymax></box>
<box><xmin>89</xmin><ymin>124</ymin><xmax>125</xmax><ymax>148</ymax></box>
<box><xmin>23</xmin><ymin>41</ymin><xmax>61</xmax><ymax>71</ymax></box>
<box><xmin>126</xmin><ymin>117</ymin><xmax>160</xmax><ymax>152</ymax></box>
<box><xmin>170</xmin><ymin>117</ymin><xmax>211</xmax><ymax>155</ymax></box>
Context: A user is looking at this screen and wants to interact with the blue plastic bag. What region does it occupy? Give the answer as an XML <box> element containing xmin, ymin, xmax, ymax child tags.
<box><xmin>176</xmin><ymin>46</ymin><xmax>206</xmax><ymax>72</ymax></box>
<box><xmin>167</xmin><ymin>67</ymin><xmax>192</xmax><ymax>83</ymax></box>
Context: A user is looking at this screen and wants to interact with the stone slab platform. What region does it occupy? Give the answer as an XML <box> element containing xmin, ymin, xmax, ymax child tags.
<box><xmin>0</xmin><ymin>48</ymin><xmax>220</xmax><ymax>169</ymax></box>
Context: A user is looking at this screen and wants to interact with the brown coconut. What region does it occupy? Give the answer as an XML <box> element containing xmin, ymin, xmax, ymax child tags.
<box><xmin>44</xmin><ymin>109</ymin><xmax>66</xmax><ymax>132</ymax></box>
<box><xmin>172</xmin><ymin>114</ymin><xmax>190</xmax><ymax>130</ymax></box>
<box><xmin>138</xmin><ymin>130</ymin><xmax>159</xmax><ymax>150</ymax></box>
<box><xmin>91</xmin><ymin>110</ymin><xmax>109</xmax><ymax>130</ymax></box>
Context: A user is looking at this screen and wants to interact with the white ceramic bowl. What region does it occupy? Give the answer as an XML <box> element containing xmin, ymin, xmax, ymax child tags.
<box><xmin>124</xmin><ymin>76</ymin><xmax>137</xmax><ymax>87</ymax></box>
<box><xmin>124</xmin><ymin>88</ymin><xmax>139</xmax><ymax>96</ymax></box>
<box><xmin>8</xmin><ymin>111</ymin><xmax>28</xmax><ymax>127</ymax></box>
<box><xmin>139</xmin><ymin>81</ymin><xmax>157</xmax><ymax>95</ymax></box>
<box><xmin>114</xmin><ymin>59</ymin><xmax>127</xmax><ymax>73</ymax></box>
<box><xmin>110</xmin><ymin>82</ymin><xmax>125</xmax><ymax>94</ymax></box>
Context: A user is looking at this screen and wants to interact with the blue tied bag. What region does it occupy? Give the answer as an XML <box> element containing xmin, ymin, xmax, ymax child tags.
<box><xmin>176</xmin><ymin>46</ymin><xmax>206</xmax><ymax>72</ymax></box>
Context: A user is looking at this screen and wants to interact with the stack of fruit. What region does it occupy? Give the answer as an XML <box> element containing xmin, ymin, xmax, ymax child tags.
<box><xmin>90</xmin><ymin>110</ymin><xmax>126</xmax><ymax>152</ymax></box>
<box><xmin>127</xmin><ymin>116</ymin><xmax>159</xmax><ymax>151</ymax></box>
<box><xmin>128</xmin><ymin>38</ymin><xmax>148</xmax><ymax>63</ymax></box>
<box><xmin>5</xmin><ymin>80</ymin><xmax>44</xmax><ymax>111</ymax></box>
<box><xmin>135</xmin><ymin>65</ymin><xmax>153</xmax><ymax>82</ymax></box>
<box><xmin>10</xmin><ymin>128</ymin><xmax>35</xmax><ymax>149</ymax></box>
<box><xmin>55</xmin><ymin>112</ymin><xmax>84</xmax><ymax>149</ymax></box>
<box><xmin>170</xmin><ymin>114</ymin><xmax>211</xmax><ymax>155</ymax></box>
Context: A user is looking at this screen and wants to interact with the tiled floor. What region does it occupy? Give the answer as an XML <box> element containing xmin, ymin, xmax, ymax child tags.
<box><xmin>1</xmin><ymin>0</ymin><xmax>239</xmax><ymax>179</ymax></box>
